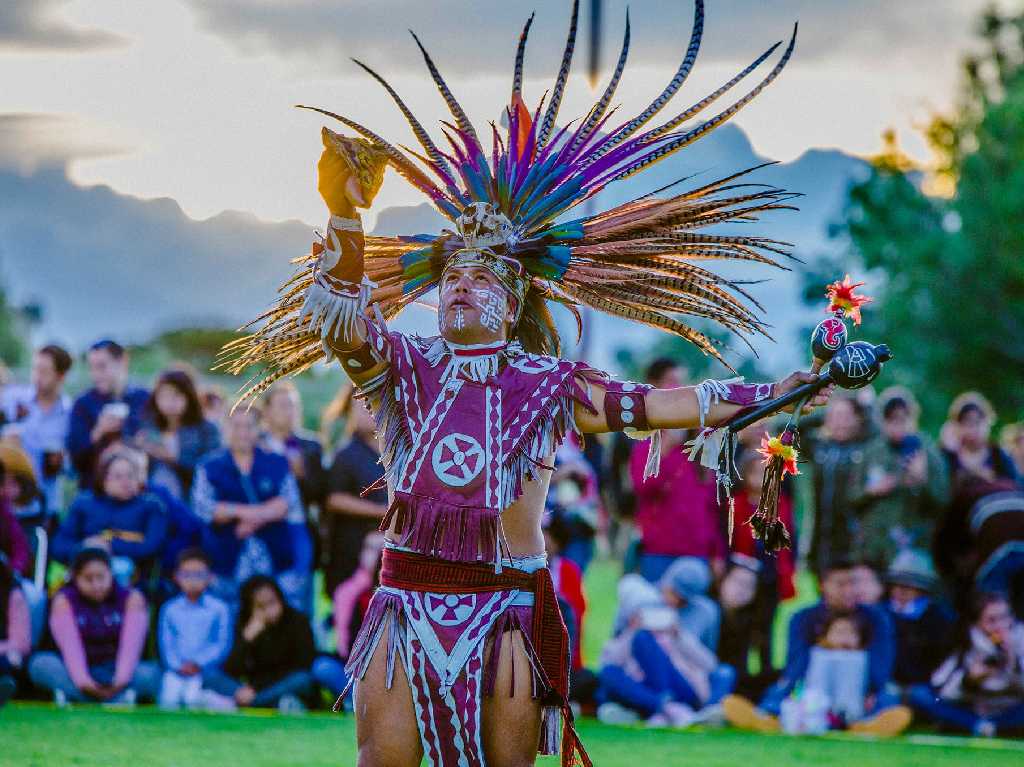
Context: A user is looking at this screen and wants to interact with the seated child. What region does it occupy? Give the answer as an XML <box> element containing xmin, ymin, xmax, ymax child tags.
<box><xmin>29</xmin><ymin>548</ymin><xmax>158</xmax><ymax>704</ymax></box>
<box><xmin>543</xmin><ymin>511</ymin><xmax>587</xmax><ymax>670</ymax></box>
<box><xmin>659</xmin><ymin>557</ymin><xmax>721</xmax><ymax>652</ymax></box>
<box><xmin>885</xmin><ymin>548</ymin><xmax>956</xmax><ymax>688</ymax></box>
<box><xmin>716</xmin><ymin>554</ymin><xmax>771</xmax><ymax>694</ymax></box>
<box><xmin>52</xmin><ymin>449</ymin><xmax>167</xmax><ymax>586</ymax></box>
<box><xmin>793</xmin><ymin>614</ymin><xmax>870</xmax><ymax>729</ymax></box>
<box><xmin>157</xmin><ymin>548</ymin><xmax>232</xmax><ymax>709</ymax></box>
<box><xmin>203</xmin><ymin>575</ymin><xmax>315</xmax><ymax>711</ymax></box>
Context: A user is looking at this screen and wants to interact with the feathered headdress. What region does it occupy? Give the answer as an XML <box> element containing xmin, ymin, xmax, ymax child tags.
<box><xmin>220</xmin><ymin>0</ymin><xmax>800</xmax><ymax>400</ymax></box>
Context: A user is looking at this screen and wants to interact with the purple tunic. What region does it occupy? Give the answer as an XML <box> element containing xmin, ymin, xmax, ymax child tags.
<box><xmin>346</xmin><ymin>324</ymin><xmax>647</xmax><ymax>766</ymax></box>
<box><xmin>362</xmin><ymin>327</ymin><xmax>604</xmax><ymax>565</ymax></box>
<box><xmin>61</xmin><ymin>583</ymin><xmax>129</xmax><ymax>667</ymax></box>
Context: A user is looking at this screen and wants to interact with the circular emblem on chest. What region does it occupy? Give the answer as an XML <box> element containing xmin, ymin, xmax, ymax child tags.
<box><xmin>507</xmin><ymin>354</ymin><xmax>559</xmax><ymax>375</ymax></box>
<box><xmin>425</xmin><ymin>593</ymin><xmax>478</xmax><ymax>626</ymax></box>
<box><xmin>431</xmin><ymin>433</ymin><xmax>485</xmax><ymax>487</ymax></box>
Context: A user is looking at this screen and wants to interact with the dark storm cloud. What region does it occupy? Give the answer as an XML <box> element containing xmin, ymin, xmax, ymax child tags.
<box><xmin>182</xmin><ymin>0</ymin><xmax>978</xmax><ymax>77</ymax></box>
<box><xmin>0</xmin><ymin>0</ymin><xmax>125</xmax><ymax>52</ymax></box>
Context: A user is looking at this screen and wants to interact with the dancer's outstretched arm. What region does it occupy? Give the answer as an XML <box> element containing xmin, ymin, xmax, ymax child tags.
<box><xmin>576</xmin><ymin>371</ymin><xmax>833</xmax><ymax>434</ymax></box>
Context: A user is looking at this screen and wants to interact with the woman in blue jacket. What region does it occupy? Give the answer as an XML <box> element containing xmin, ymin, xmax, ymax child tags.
<box><xmin>52</xmin><ymin>448</ymin><xmax>168</xmax><ymax>584</ymax></box>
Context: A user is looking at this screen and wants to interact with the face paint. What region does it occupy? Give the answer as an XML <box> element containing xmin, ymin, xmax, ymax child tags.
<box><xmin>475</xmin><ymin>288</ymin><xmax>507</xmax><ymax>333</ymax></box>
<box><xmin>454</xmin><ymin>305</ymin><xmax>466</xmax><ymax>330</ymax></box>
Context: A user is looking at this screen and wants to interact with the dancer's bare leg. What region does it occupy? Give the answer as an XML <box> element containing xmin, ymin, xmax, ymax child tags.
<box><xmin>354</xmin><ymin>624</ymin><xmax>423</xmax><ymax>767</ymax></box>
<box><xmin>482</xmin><ymin>629</ymin><xmax>543</xmax><ymax>767</ymax></box>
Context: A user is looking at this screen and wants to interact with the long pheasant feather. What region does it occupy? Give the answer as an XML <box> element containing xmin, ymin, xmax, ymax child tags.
<box><xmin>538</xmin><ymin>0</ymin><xmax>580</xmax><ymax>150</ymax></box>
<box><xmin>409</xmin><ymin>30</ymin><xmax>480</xmax><ymax>147</ymax></box>
<box><xmin>512</xmin><ymin>13</ymin><xmax>535</xmax><ymax>100</ymax></box>
<box><xmin>586</xmin><ymin>0</ymin><xmax>705</xmax><ymax>162</ymax></box>
<box><xmin>349</xmin><ymin>58</ymin><xmax>456</xmax><ymax>188</ymax></box>
<box><xmin>645</xmin><ymin>41</ymin><xmax>782</xmax><ymax>140</ymax></box>
<box><xmin>570</xmin><ymin>10</ymin><xmax>631</xmax><ymax>154</ymax></box>
<box><xmin>590</xmin><ymin>24</ymin><xmax>798</xmax><ymax>187</ymax></box>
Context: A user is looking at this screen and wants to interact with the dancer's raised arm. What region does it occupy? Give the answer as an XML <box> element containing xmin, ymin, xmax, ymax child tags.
<box><xmin>305</xmin><ymin>128</ymin><xmax>389</xmax><ymax>387</ymax></box>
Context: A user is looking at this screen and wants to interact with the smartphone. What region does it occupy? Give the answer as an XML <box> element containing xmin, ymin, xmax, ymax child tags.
<box><xmin>102</xmin><ymin>402</ymin><xmax>130</xmax><ymax>420</ymax></box>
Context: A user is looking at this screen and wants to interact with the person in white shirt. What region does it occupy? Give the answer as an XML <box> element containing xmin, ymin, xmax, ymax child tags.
<box><xmin>2</xmin><ymin>345</ymin><xmax>72</xmax><ymax>515</ymax></box>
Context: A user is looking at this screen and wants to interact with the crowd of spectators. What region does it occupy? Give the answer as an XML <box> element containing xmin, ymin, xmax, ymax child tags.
<box><xmin>0</xmin><ymin>342</ymin><xmax>1022</xmax><ymax>743</ymax></box>
<box><xmin>593</xmin><ymin>358</ymin><xmax>1024</xmax><ymax>739</ymax></box>
<box><xmin>0</xmin><ymin>340</ymin><xmax>367</xmax><ymax>711</ymax></box>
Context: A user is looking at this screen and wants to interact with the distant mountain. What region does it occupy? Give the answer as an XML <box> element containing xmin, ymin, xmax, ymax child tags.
<box><xmin>0</xmin><ymin>124</ymin><xmax>865</xmax><ymax>374</ymax></box>
<box><xmin>0</xmin><ymin>165</ymin><xmax>310</xmax><ymax>346</ymax></box>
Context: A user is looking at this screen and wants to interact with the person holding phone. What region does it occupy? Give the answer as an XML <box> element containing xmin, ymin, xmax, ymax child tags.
<box><xmin>850</xmin><ymin>388</ymin><xmax>950</xmax><ymax>567</ymax></box>
<box><xmin>66</xmin><ymin>340</ymin><xmax>149</xmax><ymax>489</ymax></box>
<box><xmin>909</xmin><ymin>592</ymin><xmax>1024</xmax><ymax>737</ymax></box>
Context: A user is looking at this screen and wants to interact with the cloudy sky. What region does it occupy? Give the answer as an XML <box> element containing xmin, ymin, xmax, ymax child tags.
<box><xmin>0</xmin><ymin>0</ymin><xmax>997</xmax><ymax>228</ymax></box>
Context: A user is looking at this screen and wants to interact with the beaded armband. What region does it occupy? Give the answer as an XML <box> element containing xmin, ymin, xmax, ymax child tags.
<box><xmin>604</xmin><ymin>380</ymin><xmax>661</xmax><ymax>479</ymax></box>
<box><xmin>603</xmin><ymin>381</ymin><xmax>654</xmax><ymax>432</ymax></box>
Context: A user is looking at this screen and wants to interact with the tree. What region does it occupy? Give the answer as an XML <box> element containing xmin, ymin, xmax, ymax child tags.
<box><xmin>0</xmin><ymin>281</ymin><xmax>29</xmax><ymax>368</ymax></box>
<box><xmin>822</xmin><ymin>7</ymin><xmax>1024</xmax><ymax>427</ymax></box>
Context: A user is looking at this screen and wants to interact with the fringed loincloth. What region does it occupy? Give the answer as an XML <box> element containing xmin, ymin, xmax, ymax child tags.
<box><xmin>341</xmin><ymin>546</ymin><xmax>591</xmax><ymax>767</ymax></box>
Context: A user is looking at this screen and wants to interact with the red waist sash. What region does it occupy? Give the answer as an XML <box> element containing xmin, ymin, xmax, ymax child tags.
<box><xmin>379</xmin><ymin>547</ymin><xmax>590</xmax><ymax>767</ymax></box>
<box><xmin>380</xmin><ymin>547</ymin><xmax>569</xmax><ymax>704</ymax></box>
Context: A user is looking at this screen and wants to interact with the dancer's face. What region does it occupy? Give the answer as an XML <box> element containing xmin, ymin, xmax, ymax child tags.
<box><xmin>438</xmin><ymin>266</ymin><xmax>517</xmax><ymax>345</ymax></box>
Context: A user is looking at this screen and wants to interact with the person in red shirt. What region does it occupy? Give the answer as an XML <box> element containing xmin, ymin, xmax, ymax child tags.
<box><xmin>719</xmin><ymin>450</ymin><xmax>796</xmax><ymax>686</ymax></box>
<box><xmin>543</xmin><ymin>512</ymin><xmax>587</xmax><ymax>671</ymax></box>
<box><xmin>731</xmin><ymin>450</ymin><xmax>797</xmax><ymax>602</ymax></box>
<box><xmin>630</xmin><ymin>431</ymin><xmax>724</xmax><ymax>584</ymax></box>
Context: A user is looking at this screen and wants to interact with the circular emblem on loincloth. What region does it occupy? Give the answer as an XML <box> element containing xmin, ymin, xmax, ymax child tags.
<box><xmin>507</xmin><ymin>354</ymin><xmax>559</xmax><ymax>374</ymax></box>
<box><xmin>425</xmin><ymin>593</ymin><xmax>478</xmax><ymax>626</ymax></box>
<box><xmin>431</xmin><ymin>433</ymin><xmax>485</xmax><ymax>487</ymax></box>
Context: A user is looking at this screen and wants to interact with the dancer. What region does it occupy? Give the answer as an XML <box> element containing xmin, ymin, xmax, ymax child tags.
<box><xmin>223</xmin><ymin>2</ymin><xmax>825</xmax><ymax>764</ymax></box>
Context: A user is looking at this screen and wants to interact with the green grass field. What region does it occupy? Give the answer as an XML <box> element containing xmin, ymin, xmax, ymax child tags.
<box><xmin>7</xmin><ymin>558</ymin><xmax>1024</xmax><ymax>765</ymax></box>
<box><xmin>5</xmin><ymin>704</ymin><xmax>1024</xmax><ymax>766</ymax></box>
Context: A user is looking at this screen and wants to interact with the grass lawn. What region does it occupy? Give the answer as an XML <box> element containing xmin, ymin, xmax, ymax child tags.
<box><xmin>5</xmin><ymin>703</ymin><xmax>1024</xmax><ymax>766</ymax></box>
<box><xmin>9</xmin><ymin>558</ymin><xmax>1022</xmax><ymax>765</ymax></box>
